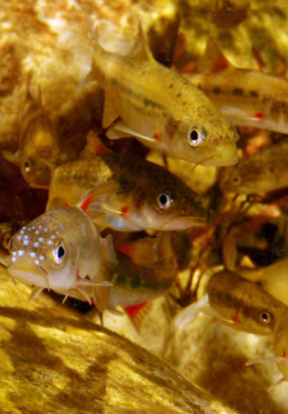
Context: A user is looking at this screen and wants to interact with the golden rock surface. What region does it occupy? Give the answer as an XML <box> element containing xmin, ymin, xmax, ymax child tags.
<box><xmin>0</xmin><ymin>268</ymin><xmax>237</xmax><ymax>414</ymax></box>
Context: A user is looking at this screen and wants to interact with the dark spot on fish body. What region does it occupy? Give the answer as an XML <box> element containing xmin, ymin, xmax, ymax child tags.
<box><xmin>212</xmin><ymin>86</ymin><xmax>222</xmax><ymax>95</ymax></box>
<box><xmin>143</xmin><ymin>98</ymin><xmax>150</xmax><ymax>107</ymax></box>
<box><xmin>232</xmin><ymin>88</ymin><xmax>244</xmax><ymax>96</ymax></box>
<box><xmin>131</xmin><ymin>277</ymin><xmax>140</xmax><ymax>289</ymax></box>
<box><xmin>250</xmin><ymin>90</ymin><xmax>259</xmax><ymax>98</ymax></box>
<box><xmin>177</xmin><ymin>93</ymin><xmax>182</xmax><ymax>98</ymax></box>
<box><xmin>116</xmin><ymin>274</ymin><xmax>126</xmax><ymax>285</ymax></box>
<box><xmin>271</xmin><ymin>100</ymin><xmax>287</xmax><ymax>116</ymax></box>
<box><xmin>169</xmin><ymin>83</ymin><xmax>174</xmax><ymax>89</ymax></box>
<box><xmin>182</xmin><ymin>101</ymin><xmax>187</xmax><ymax>106</ymax></box>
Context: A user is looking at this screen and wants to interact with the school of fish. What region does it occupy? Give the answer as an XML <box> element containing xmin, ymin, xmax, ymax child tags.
<box><xmin>2</xmin><ymin>11</ymin><xmax>288</xmax><ymax>399</ymax></box>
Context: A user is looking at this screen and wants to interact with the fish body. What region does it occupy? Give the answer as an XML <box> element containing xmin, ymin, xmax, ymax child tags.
<box><xmin>46</xmin><ymin>151</ymin><xmax>207</xmax><ymax>231</ymax></box>
<box><xmin>87</xmin><ymin>23</ymin><xmax>238</xmax><ymax>166</ymax></box>
<box><xmin>107</xmin><ymin>233</ymin><xmax>177</xmax><ymax>310</ymax></box>
<box><xmin>186</xmin><ymin>40</ymin><xmax>288</xmax><ymax>134</ymax></box>
<box><xmin>239</xmin><ymin>258</ymin><xmax>288</xmax><ymax>307</ymax></box>
<box><xmin>207</xmin><ymin>270</ymin><xmax>286</xmax><ymax>335</ymax></box>
<box><xmin>2</xmin><ymin>86</ymin><xmax>61</xmax><ymax>189</ymax></box>
<box><xmin>3</xmin><ymin>207</ymin><xmax>115</xmax><ymax>303</ymax></box>
<box><xmin>220</xmin><ymin>141</ymin><xmax>288</xmax><ymax>194</ymax></box>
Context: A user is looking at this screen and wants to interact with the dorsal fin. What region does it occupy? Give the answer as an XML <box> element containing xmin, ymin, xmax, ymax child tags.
<box><xmin>134</xmin><ymin>22</ymin><xmax>154</xmax><ymax>61</ymax></box>
<box><xmin>198</xmin><ymin>39</ymin><xmax>233</xmax><ymax>74</ymax></box>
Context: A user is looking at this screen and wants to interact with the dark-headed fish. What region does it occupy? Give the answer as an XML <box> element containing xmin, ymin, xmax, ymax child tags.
<box><xmin>206</xmin><ymin>270</ymin><xmax>286</xmax><ymax>335</ymax></box>
<box><xmin>220</xmin><ymin>141</ymin><xmax>288</xmax><ymax>194</ymax></box>
<box><xmin>85</xmin><ymin>20</ymin><xmax>238</xmax><ymax>166</ymax></box>
<box><xmin>47</xmin><ymin>150</ymin><xmax>207</xmax><ymax>232</ymax></box>
<box><xmin>0</xmin><ymin>207</ymin><xmax>114</xmax><ymax>303</ymax></box>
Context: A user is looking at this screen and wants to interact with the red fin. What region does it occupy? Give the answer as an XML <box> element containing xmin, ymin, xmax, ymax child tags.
<box><xmin>80</xmin><ymin>130</ymin><xmax>109</xmax><ymax>159</ymax></box>
<box><xmin>125</xmin><ymin>301</ymin><xmax>152</xmax><ymax>332</ymax></box>
<box><xmin>115</xmin><ymin>237</ymin><xmax>159</xmax><ymax>268</ymax></box>
<box><xmin>115</xmin><ymin>244</ymin><xmax>134</xmax><ymax>257</ymax></box>
<box><xmin>198</xmin><ymin>39</ymin><xmax>232</xmax><ymax>74</ymax></box>
<box><xmin>77</xmin><ymin>180</ymin><xmax>119</xmax><ymax>214</ymax></box>
<box><xmin>254</xmin><ymin>112</ymin><xmax>264</xmax><ymax>121</ymax></box>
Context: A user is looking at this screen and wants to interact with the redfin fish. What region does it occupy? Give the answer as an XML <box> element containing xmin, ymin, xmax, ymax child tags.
<box><xmin>206</xmin><ymin>270</ymin><xmax>285</xmax><ymax>335</ymax></box>
<box><xmin>47</xmin><ymin>149</ymin><xmax>207</xmax><ymax>232</ymax></box>
<box><xmin>186</xmin><ymin>39</ymin><xmax>288</xmax><ymax>134</ymax></box>
<box><xmin>62</xmin><ymin>233</ymin><xmax>178</xmax><ymax>329</ymax></box>
<box><xmin>2</xmin><ymin>80</ymin><xmax>60</xmax><ymax>189</ymax></box>
<box><xmin>0</xmin><ymin>207</ymin><xmax>114</xmax><ymax>303</ymax></box>
<box><xmin>171</xmin><ymin>269</ymin><xmax>286</xmax><ymax>337</ymax></box>
<box><xmin>220</xmin><ymin>140</ymin><xmax>288</xmax><ymax>194</ymax></box>
<box><xmin>85</xmin><ymin>20</ymin><xmax>239</xmax><ymax>166</ymax></box>
<box><xmin>108</xmin><ymin>232</ymin><xmax>177</xmax><ymax>311</ymax></box>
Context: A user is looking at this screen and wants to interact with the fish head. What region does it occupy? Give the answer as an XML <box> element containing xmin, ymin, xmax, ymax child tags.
<box><xmin>220</xmin><ymin>158</ymin><xmax>273</xmax><ymax>194</ymax></box>
<box><xmin>167</xmin><ymin>111</ymin><xmax>239</xmax><ymax>167</ymax></box>
<box><xmin>6</xmin><ymin>213</ymin><xmax>79</xmax><ymax>291</ymax></box>
<box><xmin>138</xmin><ymin>164</ymin><xmax>207</xmax><ymax>231</ymax></box>
<box><xmin>208</xmin><ymin>270</ymin><xmax>278</xmax><ymax>335</ymax></box>
<box><xmin>20</xmin><ymin>153</ymin><xmax>53</xmax><ymax>189</ymax></box>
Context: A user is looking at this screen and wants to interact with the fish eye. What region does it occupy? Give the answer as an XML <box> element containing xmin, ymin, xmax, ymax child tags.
<box><xmin>24</xmin><ymin>160</ymin><xmax>30</xmax><ymax>172</ymax></box>
<box><xmin>232</xmin><ymin>175</ymin><xmax>241</xmax><ymax>185</ymax></box>
<box><xmin>259</xmin><ymin>310</ymin><xmax>273</xmax><ymax>325</ymax></box>
<box><xmin>157</xmin><ymin>192</ymin><xmax>173</xmax><ymax>209</ymax></box>
<box><xmin>53</xmin><ymin>242</ymin><xmax>66</xmax><ymax>265</ymax></box>
<box><xmin>187</xmin><ymin>127</ymin><xmax>205</xmax><ymax>147</ymax></box>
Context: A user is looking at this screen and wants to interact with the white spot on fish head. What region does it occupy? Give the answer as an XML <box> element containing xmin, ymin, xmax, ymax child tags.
<box><xmin>30</xmin><ymin>252</ymin><xmax>36</xmax><ymax>259</ymax></box>
<box><xmin>33</xmin><ymin>242</ymin><xmax>39</xmax><ymax>248</ymax></box>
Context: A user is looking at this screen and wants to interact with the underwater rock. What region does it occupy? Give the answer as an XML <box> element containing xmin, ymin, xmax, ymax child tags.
<box><xmin>0</xmin><ymin>268</ymin><xmax>237</xmax><ymax>414</ymax></box>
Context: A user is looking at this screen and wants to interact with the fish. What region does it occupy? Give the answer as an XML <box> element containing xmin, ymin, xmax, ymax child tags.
<box><xmin>171</xmin><ymin>269</ymin><xmax>286</xmax><ymax>337</ymax></box>
<box><xmin>0</xmin><ymin>207</ymin><xmax>115</xmax><ymax>303</ymax></box>
<box><xmin>108</xmin><ymin>232</ymin><xmax>178</xmax><ymax>310</ymax></box>
<box><xmin>46</xmin><ymin>144</ymin><xmax>207</xmax><ymax>232</ymax></box>
<box><xmin>85</xmin><ymin>20</ymin><xmax>239</xmax><ymax>166</ymax></box>
<box><xmin>59</xmin><ymin>232</ymin><xmax>178</xmax><ymax>329</ymax></box>
<box><xmin>185</xmin><ymin>39</ymin><xmax>288</xmax><ymax>134</ymax></box>
<box><xmin>219</xmin><ymin>140</ymin><xmax>288</xmax><ymax>194</ymax></box>
<box><xmin>2</xmin><ymin>79</ymin><xmax>61</xmax><ymax>189</ymax></box>
<box><xmin>205</xmin><ymin>270</ymin><xmax>286</xmax><ymax>335</ymax></box>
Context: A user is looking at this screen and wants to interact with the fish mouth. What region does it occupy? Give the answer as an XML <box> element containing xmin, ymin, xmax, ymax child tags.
<box><xmin>204</xmin><ymin>146</ymin><xmax>239</xmax><ymax>167</ymax></box>
<box><xmin>7</xmin><ymin>263</ymin><xmax>50</xmax><ymax>288</ymax></box>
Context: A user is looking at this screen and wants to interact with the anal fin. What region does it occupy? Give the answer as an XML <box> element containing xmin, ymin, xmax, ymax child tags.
<box><xmin>125</xmin><ymin>301</ymin><xmax>152</xmax><ymax>333</ymax></box>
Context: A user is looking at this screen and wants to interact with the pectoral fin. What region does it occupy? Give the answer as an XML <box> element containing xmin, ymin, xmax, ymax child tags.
<box><xmin>107</xmin><ymin>121</ymin><xmax>157</xmax><ymax>143</ymax></box>
<box><xmin>115</xmin><ymin>237</ymin><xmax>159</xmax><ymax>268</ymax></box>
<box><xmin>29</xmin><ymin>287</ymin><xmax>43</xmax><ymax>302</ymax></box>
<box><xmin>77</xmin><ymin>180</ymin><xmax>120</xmax><ymax>215</ymax></box>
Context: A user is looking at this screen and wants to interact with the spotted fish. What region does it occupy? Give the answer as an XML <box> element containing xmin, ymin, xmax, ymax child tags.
<box><xmin>0</xmin><ymin>207</ymin><xmax>115</xmax><ymax>303</ymax></box>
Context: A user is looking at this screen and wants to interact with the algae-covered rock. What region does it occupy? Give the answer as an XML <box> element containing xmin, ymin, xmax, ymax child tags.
<box><xmin>0</xmin><ymin>268</ymin><xmax>237</xmax><ymax>414</ymax></box>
